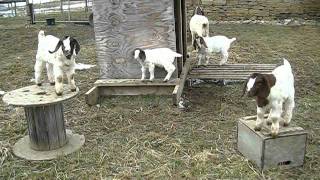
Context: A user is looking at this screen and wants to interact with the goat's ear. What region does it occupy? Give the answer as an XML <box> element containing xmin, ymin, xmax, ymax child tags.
<box><xmin>193</xmin><ymin>39</ymin><xmax>198</xmax><ymax>50</ymax></box>
<box><xmin>200</xmin><ymin>37</ymin><xmax>208</xmax><ymax>48</ymax></box>
<box><xmin>72</xmin><ymin>38</ymin><xmax>80</xmax><ymax>55</ymax></box>
<box><xmin>49</xmin><ymin>40</ymin><xmax>63</xmax><ymax>54</ymax></box>
<box><xmin>138</xmin><ymin>49</ymin><xmax>146</xmax><ymax>61</ymax></box>
<box><xmin>242</xmin><ymin>77</ymin><xmax>249</xmax><ymax>97</ymax></box>
<box><xmin>262</xmin><ymin>74</ymin><xmax>276</xmax><ymax>90</ymax></box>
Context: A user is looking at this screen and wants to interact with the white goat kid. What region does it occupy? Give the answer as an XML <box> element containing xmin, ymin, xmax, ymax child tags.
<box><xmin>243</xmin><ymin>59</ymin><xmax>295</xmax><ymax>137</ymax></box>
<box><xmin>133</xmin><ymin>48</ymin><xmax>182</xmax><ymax>82</ymax></box>
<box><xmin>35</xmin><ymin>30</ymin><xmax>80</xmax><ymax>95</ymax></box>
<box><xmin>190</xmin><ymin>6</ymin><xmax>209</xmax><ymax>49</ymax></box>
<box><xmin>194</xmin><ymin>35</ymin><xmax>236</xmax><ymax>66</ymax></box>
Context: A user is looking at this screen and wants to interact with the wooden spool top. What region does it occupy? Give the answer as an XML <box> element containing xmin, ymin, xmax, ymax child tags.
<box><xmin>2</xmin><ymin>84</ymin><xmax>79</xmax><ymax>107</ymax></box>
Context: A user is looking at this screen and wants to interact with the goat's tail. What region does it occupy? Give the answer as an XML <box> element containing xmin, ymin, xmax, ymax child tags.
<box><xmin>283</xmin><ymin>58</ymin><xmax>292</xmax><ymax>70</ymax></box>
<box><xmin>38</xmin><ymin>30</ymin><xmax>45</xmax><ymax>40</ymax></box>
<box><xmin>171</xmin><ymin>51</ymin><xmax>182</xmax><ymax>58</ymax></box>
<box><xmin>202</xmin><ymin>23</ymin><xmax>209</xmax><ymax>37</ymax></box>
<box><xmin>230</xmin><ymin>37</ymin><xmax>236</xmax><ymax>44</ymax></box>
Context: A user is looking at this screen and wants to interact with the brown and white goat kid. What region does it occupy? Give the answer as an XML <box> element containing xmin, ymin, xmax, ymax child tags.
<box><xmin>243</xmin><ymin>59</ymin><xmax>295</xmax><ymax>137</ymax></box>
<box><xmin>35</xmin><ymin>30</ymin><xmax>80</xmax><ymax>95</ymax></box>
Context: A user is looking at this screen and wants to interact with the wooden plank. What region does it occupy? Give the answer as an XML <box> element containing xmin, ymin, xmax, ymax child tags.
<box><xmin>191</xmin><ymin>67</ymin><xmax>275</xmax><ymax>70</ymax></box>
<box><xmin>203</xmin><ymin>64</ymin><xmax>277</xmax><ymax>67</ymax></box>
<box><xmin>33</xmin><ymin>106</ymin><xmax>49</xmax><ymax>150</ymax></box>
<box><xmin>25</xmin><ymin>107</ymin><xmax>38</xmax><ymax>150</ymax></box>
<box><xmin>181</xmin><ymin>0</ymin><xmax>187</xmax><ymax>65</ymax></box>
<box><xmin>94</xmin><ymin>79</ymin><xmax>179</xmax><ymax>87</ymax></box>
<box><xmin>46</xmin><ymin>105</ymin><xmax>60</xmax><ymax>150</ymax></box>
<box><xmin>54</xmin><ymin>103</ymin><xmax>67</xmax><ymax>147</ymax></box>
<box><xmin>85</xmin><ymin>86</ymin><xmax>100</xmax><ymax>106</ymax></box>
<box><xmin>93</xmin><ymin>0</ymin><xmax>177</xmax><ymax>79</ymax></box>
<box><xmin>189</xmin><ymin>70</ymin><xmax>272</xmax><ymax>74</ymax></box>
<box><xmin>174</xmin><ymin>57</ymin><xmax>193</xmax><ymax>105</ymax></box>
<box><xmin>175</xmin><ymin>0</ymin><xmax>183</xmax><ymax>76</ymax></box>
<box><xmin>187</xmin><ymin>75</ymin><xmax>251</xmax><ymax>80</ymax></box>
<box><xmin>172</xmin><ymin>84</ymin><xmax>180</xmax><ymax>105</ymax></box>
<box><xmin>99</xmin><ymin>86</ymin><xmax>175</xmax><ymax>96</ymax></box>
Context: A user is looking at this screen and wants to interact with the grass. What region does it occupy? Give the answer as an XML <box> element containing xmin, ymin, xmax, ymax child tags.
<box><xmin>0</xmin><ymin>15</ymin><xmax>320</xmax><ymax>179</ymax></box>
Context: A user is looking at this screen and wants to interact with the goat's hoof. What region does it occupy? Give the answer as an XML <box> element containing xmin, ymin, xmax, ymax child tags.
<box><xmin>271</xmin><ymin>132</ymin><xmax>278</xmax><ymax>138</ymax></box>
<box><xmin>254</xmin><ymin>126</ymin><xmax>262</xmax><ymax>131</ymax></box>
<box><xmin>71</xmin><ymin>88</ymin><xmax>77</xmax><ymax>92</ymax></box>
<box><xmin>36</xmin><ymin>83</ymin><xmax>42</xmax><ymax>86</ymax></box>
<box><xmin>283</xmin><ymin>122</ymin><xmax>290</xmax><ymax>127</ymax></box>
<box><xmin>163</xmin><ymin>79</ymin><xmax>168</xmax><ymax>82</ymax></box>
<box><xmin>56</xmin><ymin>92</ymin><xmax>63</xmax><ymax>96</ymax></box>
<box><xmin>267</xmin><ymin>121</ymin><xmax>272</xmax><ymax>126</ymax></box>
<box><xmin>50</xmin><ymin>82</ymin><xmax>55</xmax><ymax>86</ymax></box>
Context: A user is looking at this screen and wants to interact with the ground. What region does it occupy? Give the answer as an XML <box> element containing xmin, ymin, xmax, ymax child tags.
<box><xmin>0</xmin><ymin>16</ymin><xmax>320</xmax><ymax>179</ymax></box>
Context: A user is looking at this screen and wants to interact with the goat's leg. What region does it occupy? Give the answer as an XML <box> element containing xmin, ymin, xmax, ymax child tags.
<box><xmin>282</xmin><ymin>98</ymin><xmax>295</xmax><ymax>126</ymax></box>
<box><xmin>255</xmin><ymin>106</ymin><xmax>266</xmax><ymax>131</ymax></box>
<box><xmin>66</xmin><ymin>67</ymin><xmax>77</xmax><ymax>92</ymax></box>
<box><xmin>148</xmin><ymin>64</ymin><xmax>155</xmax><ymax>81</ymax></box>
<box><xmin>163</xmin><ymin>64</ymin><xmax>176</xmax><ymax>82</ymax></box>
<box><xmin>219</xmin><ymin>50</ymin><xmax>229</xmax><ymax>66</ymax></box>
<box><xmin>34</xmin><ymin>58</ymin><xmax>45</xmax><ymax>86</ymax></box>
<box><xmin>141</xmin><ymin>66</ymin><xmax>146</xmax><ymax>81</ymax></box>
<box><xmin>53</xmin><ymin>66</ymin><xmax>64</xmax><ymax>96</ymax></box>
<box><xmin>46</xmin><ymin>63</ymin><xmax>55</xmax><ymax>85</ymax></box>
<box><xmin>197</xmin><ymin>54</ymin><xmax>203</xmax><ymax>66</ymax></box>
<box><xmin>205</xmin><ymin>55</ymin><xmax>209</xmax><ymax>65</ymax></box>
<box><xmin>191</xmin><ymin>32</ymin><xmax>195</xmax><ymax>50</ymax></box>
<box><xmin>270</xmin><ymin>102</ymin><xmax>282</xmax><ymax>137</ymax></box>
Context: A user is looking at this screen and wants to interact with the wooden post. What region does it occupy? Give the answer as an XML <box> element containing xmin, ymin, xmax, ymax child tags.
<box><xmin>25</xmin><ymin>103</ymin><xmax>67</xmax><ymax>151</ymax></box>
<box><xmin>14</xmin><ymin>2</ymin><xmax>17</xmax><ymax>17</ymax></box>
<box><xmin>68</xmin><ymin>0</ymin><xmax>71</xmax><ymax>21</ymax></box>
<box><xmin>60</xmin><ymin>0</ymin><xmax>63</xmax><ymax>14</ymax></box>
<box><xmin>26</xmin><ymin>3</ymin><xmax>34</xmax><ymax>24</ymax></box>
<box><xmin>84</xmin><ymin>0</ymin><xmax>88</xmax><ymax>12</ymax></box>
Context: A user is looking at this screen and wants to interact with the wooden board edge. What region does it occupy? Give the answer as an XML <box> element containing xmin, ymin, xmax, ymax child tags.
<box><xmin>85</xmin><ymin>86</ymin><xmax>99</xmax><ymax>106</ymax></box>
<box><xmin>174</xmin><ymin>57</ymin><xmax>192</xmax><ymax>106</ymax></box>
<box><xmin>172</xmin><ymin>84</ymin><xmax>180</xmax><ymax>105</ymax></box>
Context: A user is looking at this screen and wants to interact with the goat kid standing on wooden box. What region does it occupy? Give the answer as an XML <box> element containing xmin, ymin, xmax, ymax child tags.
<box><xmin>242</xmin><ymin>58</ymin><xmax>295</xmax><ymax>137</ymax></box>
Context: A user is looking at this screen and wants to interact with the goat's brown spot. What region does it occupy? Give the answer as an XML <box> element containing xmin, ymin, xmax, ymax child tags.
<box><xmin>246</xmin><ymin>73</ymin><xmax>276</xmax><ymax>107</ymax></box>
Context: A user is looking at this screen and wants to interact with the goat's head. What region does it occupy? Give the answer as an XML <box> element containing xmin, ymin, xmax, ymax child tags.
<box><xmin>193</xmin><ymin>6</ymin><xmax>205</xmax><ymax>16</ymax></box>
<box><xmin>193</xmin><ymin>36</ymin><xmax>207</xmax><ymax>51</ymax></box>
<box><xmin>133</xmin><ymin>48</ymin><xmax>146</xmax><ymax>62</ymax></box>
<box><xmin>49</xmin><ymin>36</ymin><xmax>80</xmax><ymax>60</ymax></box>
<box><xmin>242</xmin><ymin>73</ymin><xmax>276</xmax><ymax>99</ymax></box>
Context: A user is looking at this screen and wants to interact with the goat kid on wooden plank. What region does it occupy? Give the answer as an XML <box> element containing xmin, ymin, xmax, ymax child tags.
<box><xmin>35</xmin><ymin>30</ymin><xmax>80</xmax><ymax>95</ymax></box>
<box><xmin>190</xmin><ymin>6</ymin><xmax>209</xmax><ymax>50</ymax></box>
<box><xmin>133</xmin><ymin>48</ymin><xmax>182</xmax><ymax>82</ymax></box>
<box><xmin>243</xmin><ymin>59</ymin><xmax>295</xmax><ymax>137</ymax></box>
<box><xmin>194</xmin><ymin>35</ymin><xmax>236</xmax><ymax>66</ymax></box>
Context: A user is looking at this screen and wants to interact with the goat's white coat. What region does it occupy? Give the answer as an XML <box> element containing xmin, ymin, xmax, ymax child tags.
<box><xmin>190</xmin><ymin>14</ymin><xmax>209</xmax><ymax>46</ymax></box>
<box><xmin>35</xmin><ymin>30</ymin><xmax>77</xmax><ymax>95</ymax></box>
<box><xmin>196</xmin><ymin>35</ymin><xmax>236</xmax><ymax>65</ymax></box>
<box><xmin>250</xmin><ymin>59</ymin><xmax>295</xmax><ymax>136</ymax></box>
<box><xmin>134</xmin><ymin>48</ymin><xmax>182</xmax><ymax>81</ymax></box>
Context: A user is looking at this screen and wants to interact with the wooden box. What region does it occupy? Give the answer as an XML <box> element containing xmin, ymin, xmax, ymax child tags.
<box><xmin>237</xmin><ymin>116</ymin><xmax>307</xmax><ymax>170</ymax></box>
